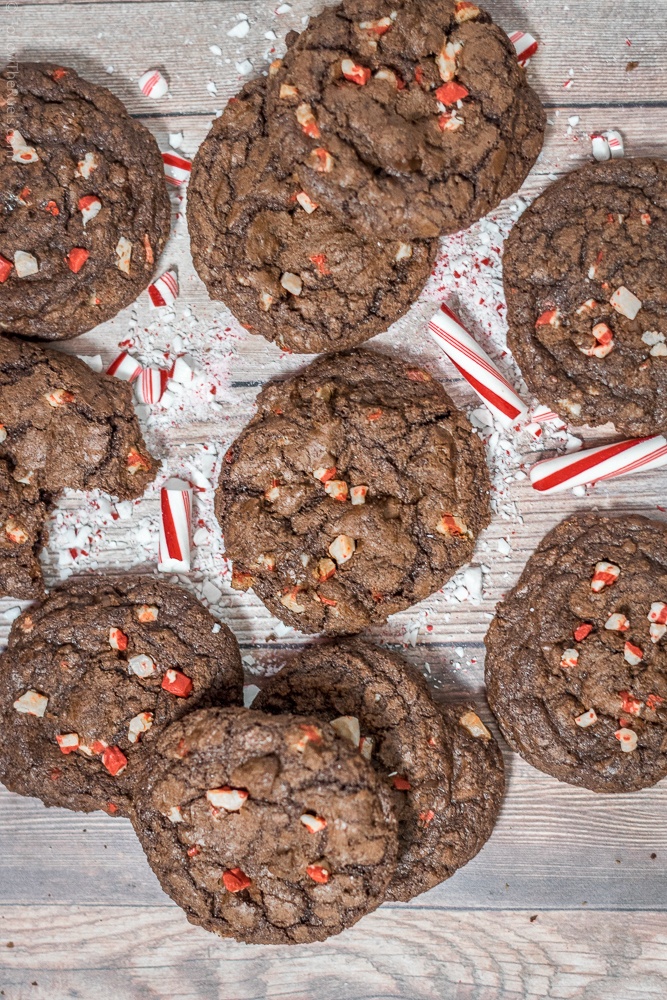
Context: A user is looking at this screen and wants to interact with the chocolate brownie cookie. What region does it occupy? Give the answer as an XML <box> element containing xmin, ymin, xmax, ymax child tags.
<box><xmin>0</xmin><ymin>63</ymin><xmax>171</xmax><ymax>340</ymax></box>
<box><xmin>0</xmin><ymin>335</ymin><xmax>156</xmax><ymax>598</ymax></box>
<box><xmin>255</xmin><ymin>638</ymin><xmax>504</xmax><ymax>900</ymax></box>
<box><xmin>217</xmin><ymin>349</ymin><xmax>491</xmax><ymax>634</ymax></box>
<box><xmin>187</xmin><ymin>78</ymin><xmax>436</xmax><ymax>354</ymax></box>
<box><xmin>267</xmin><ymin>0</ymin><xmax>545</xmax><ymax>240</ymax></box>
<box><xmin>503</xmin><ymin>159</ymin><xmax>667</xmax><ymax>436</ymax></box>
<box><xmin>0</xmin><ymin>576</ymin><xmax>243</xmax><ymax>816</ymax></box>
<box><xmin>485</xmin><ymin>512</ymin><xmax>667</xmax><ymax>793</ymax></box>
<box><xmin>132</xmin><ymin>707</ymin><xmax>398</xmax><ymax>944</ymax></box>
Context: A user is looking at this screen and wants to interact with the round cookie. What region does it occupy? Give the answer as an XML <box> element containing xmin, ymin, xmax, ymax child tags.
<box><xmin>267</xmin><ymin>0</ymin><xmax>545</xmax><ymax>240</ymax></box>
<box><xmin>187</xmin><ymin>78</ymin><xmax>436</xmax><ymax>354</ymax></box>
<box><xmin>217</xmin><ymin>348</ymin><xmax>491</xmax><ymax>634</ymax></box>
<box><xmin>131</xmin><ymin>707</ymin><xmax>399</xmax><ymax>944</ymax></box>
<box><xmin>503</xmin><ymin>158</ymin><xmax>667</xmax><ymax>436</ymax></box>
<box><xmin>485</xmin><ymin>512</ymin><xmax>667</xmax><ymax>793</ymax></box>
<box><xmin>255</xmin><ymin>638</ymin><xmax>504</xmax><ymax>900</ymax></box>
<box><xmin>0</xmin><ymin>63</ymin><xmax>171</xmax><ymax>340</ymax></box>
<box><xmin>0</xmin><ymin>577</ymin><xmax>243</xmax><ymax>816</ymax></box>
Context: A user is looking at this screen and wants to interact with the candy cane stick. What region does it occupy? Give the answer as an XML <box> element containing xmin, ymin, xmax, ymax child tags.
<box><xmin>135</xmin><ymin>367</ymin><xmax>169</xmax><ymax>404</ymax></box>
<box><xmin>159</xmin><ymin>479</ymin><xmax>192</xmax><ymax>572</ymax></box>
<box><xmin>530</xmin><ymin>435</ymin><xmax>667</xmax><ymax>494</ymax></box>
<box><xmin>428</xmin><ymin>303</ymin><xmax>529</xmax><ymax>426</ymax></box>
<box><xmin>106</xmin><ymin>351</ymin><xmax>142</xmax><ymax>382</ymax></box>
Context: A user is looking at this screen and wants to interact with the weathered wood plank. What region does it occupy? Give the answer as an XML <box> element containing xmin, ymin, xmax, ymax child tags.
<box><xmin>2</xmin><ymin>904</ymin><xmax>666</xmax><ymax>1000</ymax></box>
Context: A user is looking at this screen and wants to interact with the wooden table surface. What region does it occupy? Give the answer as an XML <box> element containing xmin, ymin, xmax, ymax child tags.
<box><xmin>2</xmin><ymin>1</ymin><xmax>667</xmax><ymax>997</ymax></box>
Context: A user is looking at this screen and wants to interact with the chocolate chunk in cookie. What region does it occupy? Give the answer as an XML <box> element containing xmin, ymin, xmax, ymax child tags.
<box><xmin>187</xmin><ymin>78</ymin><xmax>436</xmax><ymax>354</ymax></box>
<box><xmin>485</xmin><ymin>512</ymin><xmax>667</xmax><ymax>792</ymax></box>
<box><xmin>217</xmin><ymin>348</ymin><xmax>491</xmax><ymax>634</ymax></box>
<box><xmin>0</xmin><ymin>577</ymin><xmax>243</xmax><ymax>816</ymax></box>
<box><xmin>503</xmin><ymin>159</ymin><xmax>667</xmax><ymax>436</ymax></box>
<box><xmin>267</xmin><ymin>0</ymin><xmax>545</xmax><ymax>240</ymax></box>
<box><xmin>255</xmin><ymin>638</ymin><xmax>504</xmax><ymax>900</ymax></box>
<box><xmin>131</xmin><ymin>707</ymin><xmax>398</xmax><ymax>943</ymax></box>
<box><xmin>0</xmin><ymin>63</ymin><xmax>171</xmax><ymax>340</ymax></box>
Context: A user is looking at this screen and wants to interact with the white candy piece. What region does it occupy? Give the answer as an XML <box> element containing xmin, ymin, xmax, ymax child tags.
<box><xmin>650</xmin><ymin>622</ymin><xmax>667</xmax><ymax>643</ymax></box>
<box><xmin>350</xmin><ymin>485</ymin><xmax>368</xmax><ymax>505</ymax></box>
<box><xmin>14</xmin><ymin>251</ymin><xmax>38</xmax><ymax>278</ymax></box>
<box><xmin>591</xmin><ymin>133</ymin><xmax>611</xmax><ymax>161</ymax></box>
<box><xmin>615</xmin><ymin>728</ymin><xmax>638</xmax><ymax>752</ymax></box>
<box><xmin>80</xmin><ymin>197</ymin><xmax>102</xmax><ymax>227</ymax></box>
<box><xmin>7</xmin><ymin>130</ymin><xmax>39</xmax><ymax>163</ymax></box>
<box><xmin>328</xmin><ymin>534</ymin><xmax>355</xmax><ymax>565</ymax></box>
<box><xmin>604</xmin><ymin>129</ymin><xmax>624</xmax><ymax>158</ymax></box>
<box><xmin>56</xmin><ymin>733</ymin><xmax>80</xmax><ymax>751</ymax></box>
<box><xmin>139</xmin><ymin>68</ymin><xmax>169</xmax><ymax>99</ymax></box>
<box><xmin>359</xmin><ymin>735</ymin><xmax>375</xmax><ymax>760</ymax></box>
<box><xmin>300</xmin><ymin>813</ymin><xmax>326</xmax><ymax>833</ymax></box>
<box><xmin>115</xmin><ymin>237</ymin><xmax>132</xmax><ymax>275</ymax></box>
<box><xmin>395</xmin><ymin>243</ymin><xmax>412</xmax><ymax>261</ymax></box>
<box><xmin>591</xmin><ymin>561</ymin><xmax>620</xmax><ymax>592</ymax></box>
<box><xmin>330</xmin><ymin>715</ymin><xmax>361</xmax><ymax>747</ymax></box>
<box><xmin>605</xmin><ymin>613</ymin><xmax>629</xmax><ymax>631</ymax></box>
<box><xmin>648</xmin><ymin>601</ymin><xmax>667</xmax><ymax>624</ymax></box>
<box><xmin>13</xmin><ymin>690</ymin><xmax>48</xmax><ymax>717</ymax></box>
<box><xmin>575</xmin><ymin>709</ymin><xmax>597</xmax><ymax>728</ymax></box>
<box><xmin>128</xmin><ymin>653</ymin><xmax>157</xmax><ymax>677</ymax></box>
<box><xmin>624</xmin><ymin>642</ymin><xmax>643</xmax><ymax>666</ymax></box>
<box><xmin>560</xmin><ymin>648</ymin><xmax>579</xmax><ymax>669</ymax></box>
<box><xmin>128</xmin><ymin>712</ymin><xmax>154</xmax><ymax>743</ymax></box>
<box><xmin>167</xmin><ymin>806</ymin><xmax>183</xmax><ymax>823</ymax></box>
<box><xmin>148</xmin><ymin>270</ymin><xmax>179</xmax><ymax>308</ymax></box>
<box><xmin>459</xmin><ymin>710</ymin><xmax>491</xmax><ymax>740</ymax></box>
<box><xmin>206</xmin><ymin>787</ymin><xmax>249</xmax><ymax>811</ymax></box>
<box><xmin>281</xmin><ymin>272</ymin><xmax>302</xmax><ymax>295</ymax></box>
<box><xmin>610</xmin><ymin>285</ymin><xmax>642</xmax><ymax>320</ymax></box>
<box><xmin>76</xmin><ymin>152</ymin><xmax>98</xmax><ymax>179</ymax></box>
<box><xmin>228</xmin><ymin>18</ymin><xmax>250</xmax><ymax>37</ymax></box>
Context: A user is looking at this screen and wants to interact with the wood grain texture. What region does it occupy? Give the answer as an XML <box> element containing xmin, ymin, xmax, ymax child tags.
<box><xmin>2</xmin><ymin>0</ymin><xmax>667</xmax><ymax>994</ymax></box>
<box><xmin>2</xmin><ymin>905</ymin><xmax>667</xmax><ymax>1000</ymax></box>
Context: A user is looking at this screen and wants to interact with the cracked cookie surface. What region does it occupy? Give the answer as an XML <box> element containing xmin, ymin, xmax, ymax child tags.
<box><xmin>131</xmin><ymin>707</ymin><xmax>398</xmax><ymax>944</ymax></box>
<box><xmin>503</xmin><ymin>159</ymin><xmax>667</xmax><ymax>436</ymax></box>
<box><xmin>0</xmin><ymin>63</ymin><xmax>171</xmax><ymax>340</ymax></box>
<box><xmin>187</xmin><ymin>78</ymin><xmax>436</xmax><ymax>354</ymax></box>
<box><xmin>216</xmin><ymin>348</ymin><xmax>491</xmax><ymax>634</ymax></box>
<box><xmin>485</xmin><ymin>512</ymin><xmax>667</xmax><ymax>793</ymax></box>
<box><xmin>266</xmin><ymin>0</ymin><xmax>545</xmax><ymax>240</ymax></box>
<box><xmin>255</xmin><ymin>638</ymin><xmax>504</xmax><ymax>900</ymax></box>
<box><xmin>0</xmin><ymin>576</ymin><xmax>243</xmax><ymax>816</ymax></box>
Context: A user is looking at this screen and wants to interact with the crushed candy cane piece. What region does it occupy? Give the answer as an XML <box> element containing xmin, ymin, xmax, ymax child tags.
<box><xmin>135</xmin><ymin>367</ymin><xmax>168</xmax><ymax>404</ymax></box>
<box><xmin>436</xmin><ymin>40</ymin><xmax>461</xmax><ymax>82</ymax></box>
<box><xmin>454</xmin><ymin>1</ymin><xmax>480</xmax><ymax>22</ymax></box>
<box><xmin>13</xmin><ymin>690</ymin><xmax>48</xmax><ymax>717</ymax></box>
<box><xmin>648</xmin><ymin>601</ymin><xmax>667</xmax><ymax>624</ymax></box>
<box><xmin>162</xmin><ymin>151</ymin><xmax>192</xmax><ymax>186</ymax></box>
<box><xmin>115</xmin><ymin>237</ymin><xmax>132</xmax><ymax>274</ymax></box>
<box><xmin>438</xmin><ymin>110</ymin><xmax>464</xmax><ymax>131</ymax></box>
<box><xmin>574</xmin><ymin>623</ymin><xmax>593</xmax><ymax>642</ymax></box>
<box><xmin>650</xmin><ymin>622</ymin><xmax>666</xmax><ymax>643</ymax></box>
<box><xmin>535</xmin><ymin>308</ymin><xmax>561</xmax><ymax>327</ymax></box>
<box><xmin>139</xmin><ymin>68</ymin><xmax>169</xmax><ymax>99</ymax></box>
<box><xmin>0</xmin><ymin>255</ymin><xmax>13</xmax><ymax>282</ymax></box>
<box><xmin>591</xmin><ymin>133</ymin><xmax>611</xmax><ymax>161</ymax></box>
<box><xmin>300</xmin><ymin>813</ymin><xmax>327</xmax><ymax>833</ymax></box>
<box><xmin>324</xmin><ymin>479</ymin><xmax>348</xmax><ymax>501</ymax></box>
<box><xmin>66</xmin><ymin>247</ymin><xmax>89</xmax><ymax>273</ymax></box>
<box><xmin>106</xmin><ymin>352</ymin><xmax>142</xmax><ymax>382</ymax></box>
<box><xmin>610</xmin><ymin>285</ymin><xmax>642</xmax><ymax>320</ymax></box>
<box><xmin>328</xmin><ymin>534</ymin><xmax>355</xmax><ymax>565</ymax></box>
<box><xmin>605</xmin><ymin>129</ymin><xmax>624</xmax><ymax>158</ymax></box>
<box><xmin>56</xmin><ymin>733</ymin><xmax>80</xmax><ymax>754</ymax></box>
<box><xmin>128</xmin><ymin>712</ymin><xmax>153</xmax><ymax>743</ymax></box>
<box><xmin>280</xmin><ymin>83</ymin><xmax>299</xmax><ymax>98</ymax></box>
<box><xmin>207</xmin><ymin>787</ymin><xmax>249</xmax><ymax>811</ymax></box>
<box><xmin>306</xmin><ymin>864</ymin><xmax>329</xmax><ymax>884</ymax></box>
<box><xmin>280</xmin><ymin>587</ymin><xmax>306</xmax><ymax>613</ymax></box>
<box><xmin>605</xmin><ymin>612</ymin><xmax>629</xmax><ymax>632</ymax></box>
<box><xmin>14</xmin><ymin>251</ymin><xmax>38</xmax><ymax>277</ymax></box>
<box><xmin>360</xmin><ymin>16</ymin><xmax>392</xmax><ymax>34</ymax></box>
<box><xmin>436</xmin><ymin>513</ymin><xmax>470</xmax><ymax>537</ymax></box>
<box><xmin>618</xmin><ymin>690</ymin><xmax>642</xmax><ymax>715</ymax></box>
<box><xmin>5</xmin><ymin>519</ymin><xmax>29</xmax><ymax>544</ymax></box>
<box><xmin>313</xmin><ymin>466</ymin><xmax>336</xmax><ymax>482</ymax></box>
<box><xmin>459</xmin><ymin>710</ymin><xmax>491</xmax><ymax>740</ymax></box>
<box><xmin>148</xmin><ymin>270</ymin><xmax>179</xmax><ymax>308</ymax></box>
<box><xmin>44</xmin><ymin>388</ymin><xmax>75</xmax><ymax>408</ymax></box>
<box><xmin>350</xmin><ymin>485</ymin><xmax>368</xmax><ymax>504</ymax></box>
<box><xmin>560</xmin><ymin>648</ymin><xmax>579</xmax><ymax>669</ymax></box>
<box><xmin>508</xmin><ymin>30</ymin><xmax>539</xmax><ymax>67</ymax></box>
<box><xmin>102</xmin><ymin>746</ymin><xmax>128</xmax><ymax>776</ymax></box>
<box><xmin>435</xmin><ymin>81</ymin><xmax>469</xmax><ymax>105</ymax></box>
<box><xmin>76</xmin><ymin>152</ymin><xmax>98</xmax><ymax>179</ymax></box>
<box><xmin>223</xmin><ymin>868</ymin><xmax>252</xmax><ymax>892</ymax></box>
<box><xmin>128</xmin><ymin>654</ymin><xmax>157</xmax><ymax>678</ymax></box>
<box><xmin>341</xmin><ymin>59</ymin><xmax>371</xmax><ymax>85</ymax></box>
<box><xmin>296</xmin><ymin>103</ymin><xmax>320</xmax><ymax>138</ymax></box>
<box><xmin>624</xmin><ymin>642</ymin><xmax>643</xmax><ymax>665</ymax></box>
<box><xmin>281</xmin><ymin>272</ymin><xmax>302</xmax><ymax>295</ymax></box>
<box><xmin>6</xmin><ymin>130</ymin><xmax>39</xmax><ymax>163</ymax></box>
<box><xmin>317</xmin><ymin>557</ymin><xmax>336</xmax><ymax>581</ymax></box>
<box><xmin>647</xmin><ymin>694</ymin><xmax>665</xmax><ymax>710</ymax></box>
<box><xmin>308</xmin><ymin>147</ymin><xmax>334</xmax><ymax>172</ymax></box>
<box><xmin>615</xmin><ymin>728</ymin><xmax>638</xmax><ymax>752</ymax></box>
<box><xmin>162</xmin><ymin>669</ymin><xmax>193</xmax><ymax>698</ymax></box>
<box><xmin>296</xmin><ymin>191</ymin><xmax>318</xmax><ymax>214</ymax></box>
<box><xmin>591</xmin><ymin>561</ymin><xmax>620</xmax><ymax>592</ymax></box>
<box><xmin>167</xmin><ymin>806</ymin><xmax>183</xmax><ymax>823</ymax></box>
<box><xmin>127</xmin><ymin>448</ymin><xmax>153</xmax><ymax>475</ymax></box>
<box><xmin>575</xmin><ymin>709</ymin><xmax>597</xmax><ymax>728</ymax></box>
<box><xmin>109</xmin><ymin>627</ymin><xmax>128</xmax><ymax>651</ymax></box>
<box><xmin>330</xmin><ymin>715</ymin><xmax>361</xmax><ymax>747</ymax></box>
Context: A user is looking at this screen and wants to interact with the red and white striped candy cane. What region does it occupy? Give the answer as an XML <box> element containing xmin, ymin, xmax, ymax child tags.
<box><xmin>139</xmin><ymin>69</ymin><xmax>169</xmax><ymax>99</ymax></box>
<box><xmin>162</xmin><ymin>152</ymin><xmax>192</xmax><ymax>186</ymax></box>
<box><xmin>106</xmin><ymin>351</ymin><xmax>142</xmax><ymax>382</ymax></box>
<box><xmin>148</xmin><ymin>270</ymin><xmax>179</xmax><ymax>308</ymax></box>
<box><xmin>159</xmin><ymin>478</ymin><xmax>192</xmax><ymax>572</ymax></box>
<box><xmin>530</xmin><ymin>435</ymin><xmax>667</xmax><ymax>494</ymax></box>
<box><xmin>428</xmin><ymin>303</ymin><xmax>529</xmax><ymax>426</ymax></box>
<box><xmin>135</xmin><ymin>367</ymin><xmax>169</xmax><ymax>404</ymax></box>
<box><xmin>508</xmin><ymin>31</ymin><xmax>539</xmax><ymax>66</ymax></box>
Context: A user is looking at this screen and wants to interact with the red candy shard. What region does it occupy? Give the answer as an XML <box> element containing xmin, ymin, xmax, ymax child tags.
<box><xmin>535</xmin><ymin>308</ymin><xmax>560</xmax><ymax>327</ymax></box>
<box><xmin>574</xmin><ymin>623</ymin><xmax>593</xmax><ymax>642</ymax></box>
<box><xmin>67</xmin><ymin>248</ymin><xmax>89</xmax><ymax>273</ymax></box>
<box><xmin>109</xmin><ymin>627</ymin><xmax>128</xmax><ymax>651</ymax></box>
<box><xmin>299</xmin><ymin>723</ymin><xmax>323</xmax><ymax>746</ymax></box>
<box><xmin>309</xmin><ymin>252</ymin><xmax>331</xmax><ymax>275</ymax></box>
<box><xmin>45</xmin><ymin>200</ymin><xmax>59</xmax><ymax>216</ymax></box>
<box><xmin>435</xmin><ymin>81</ymin><xmax>469</xmax><ymax>105</ymax></box>
<box><xmin>52</xmin><ymin>68</ymin><xmax>68</xmax><ymax>80</ymax></box>
<box><xmin>341</xmin><ymin>59</ymin><xmax>371</xmax><ymax>86</ymax></box>
<box><xmin>0</xmin><ymin>255</ymin><xmax>13</xmax><ymax>283</ymax></box>
<box><xmin>222</xmin><ymin>867</ymin><xmax>251</xmax><ymax>892</ymax></box>
<box><xmin>392</xmin><ymin>775</ymin><xmax>412</xmax><ymax>790</ymax></box>
<box><xmin>618</xmin><ymin>690</ymin><xmax>642</xmax><ymax>715</ymax></box>
<box><xmin>306</xmin><ymin>864</ymin><xmax>330</xmax><ymax>884</ymax></box>
<box><xmin>647</xmin><ymin>694</ymin><xmax>665</xmax><ymax>710</ymax></box>
<box><xmin>102</xmin><ymin>746</ymin><xmax>128</xmax><ymax>776</ymax></box>
<box><xmin>187</xmin><ymin>845</ymin><xmax>201</xmax><ymax>857</ymax></box>
<box><xmin>107</xmin><ymin>801</ymin><xmax>119</xmax><ymax>814</ymax></box>
<box><xmin>419</xmin><ymin>809</ymin><xmax>435</xmax><ymax>825</ymax></box>
<box><xmin>161</xmin><ymin>668</ymin><xmax>193</xmax><ymax>698</ymax></box>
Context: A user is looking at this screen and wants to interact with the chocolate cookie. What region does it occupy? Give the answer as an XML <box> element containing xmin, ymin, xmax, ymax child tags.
<box><xmin>503</xmin><ymin>159</ymin><xmax>667</xmax><ymax>436</ymax></box>
<box><xmin>485</xmin><ymin>512</ymin><xmax>667</xmax><ymax>793</ymax></box>
<box><xmin>255</xmin><ymin>638</ymin><xmax>504</xmax><ymax>900</ymax></box>
<box><xmin>0</xmin><ymin>335</ymin><xmax>156</xmax><ymax>598</ymax></box>
<box><xmin>131</xmin><ymin>707</ymin><xmax>398</xmax><ymax>944</ymax></box>
<box><xmin>0</xmin><ymin>576</ymin><xmax>243</xmax><ymax>816</ymax></box>
<box><xmin>0</xmin><ymin>63</ymin><xmax>171</xmax><ymax>340</ymax></box>
<box><xmin>187</xmin><ymin>78</ymin><xmax>436</xmax><ymax>354</ymax></box>
<box><xmin>267</xmin><ymin>0</ymin><xmax>545</xmax><ymax>240</ymax></box>
<box><xmin>217</xmin><ymin>348</ymin><xmax>491</xmax><ymax>634</ymax></box>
